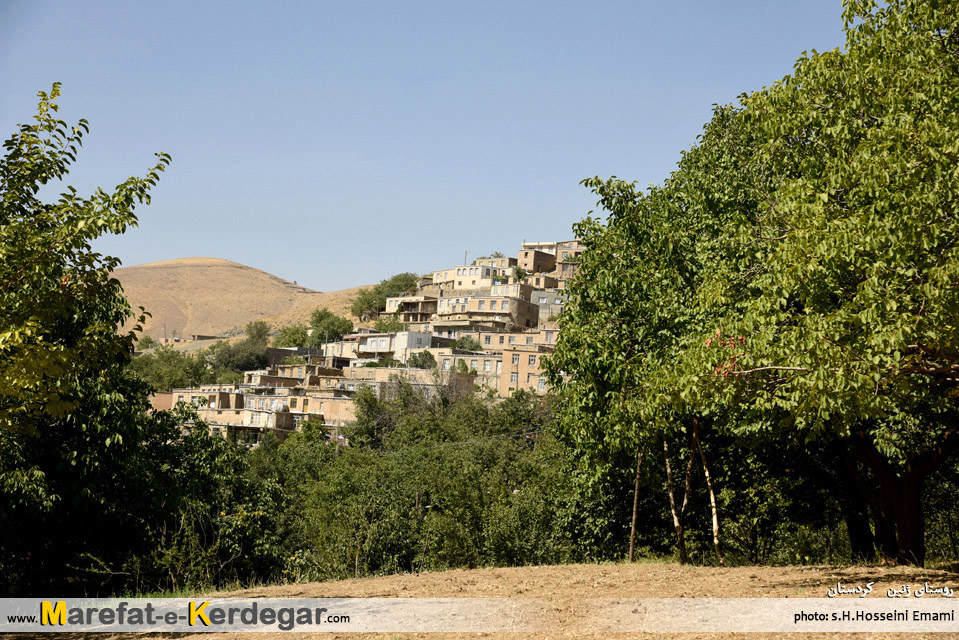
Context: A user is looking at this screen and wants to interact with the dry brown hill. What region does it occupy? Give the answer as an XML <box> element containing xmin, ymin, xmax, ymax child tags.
<box><xmin>114</xmin><ymin>257</ymin><xmax>368</xmax><ymax>340</ymax></box>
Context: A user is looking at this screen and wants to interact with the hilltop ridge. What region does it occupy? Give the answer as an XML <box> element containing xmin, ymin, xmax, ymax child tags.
<box><xmin>114</xmin><ymin>257</ymin><xmax>368</xmax><ymax>340</ymax></box>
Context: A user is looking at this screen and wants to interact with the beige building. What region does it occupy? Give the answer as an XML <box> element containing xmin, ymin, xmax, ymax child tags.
<box><xmin>553</xmin><ymin>240</ymin><xmax>584</xmax><ymax>289</ymax></box>
<box><xmin>384</xmin><ymin>295</ymin><xmax>438</xmax><ymax>324</ymax></box>
<box><xmin>437</xmin><ymin>295</ymin><xmax>538</xmax><ymax>331</ymax></box>
<box><xmin>474</xmin><ymin>256</ymin><xmax>517</xmax><ymax>273</ymax></box>
<box><xmin>430</xmin><ymin>265</ymin><xmax>500</xmax><ymax>293</ymax></box>
<box><xmin>498</xmin><ymin>345</ymin><xmax>552</xmax><ymax>397</ymax></box>
<box><xmin>518</xmin><ymin>249</ymin><xmax>556</xmax><ymax>274</ymax></box>
<box><xmin>489</xmin><ymin>282</ymin><xmax>534</xmax><ymax>301</ymax></box>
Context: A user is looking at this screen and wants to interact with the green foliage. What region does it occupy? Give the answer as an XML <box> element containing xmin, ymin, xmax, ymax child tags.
<box><xmin>513</xmin><ymin>266</ymin><xmax>528</xmax><ymax>281</ymax></box>
<box><xmin>309</xmin><ymin>308</ymin><xmax>353</xmax><ymax>344</ymax></box>
<box><xmin>473</xmin><ymin>251</ymin><xmax>505</xmax><ymax>264</ymax></box>
<box><xmin>208</xmin><ymin>337</ymin><xmax>268</xmax><ymax>374</ymax></box>
<box><xmin>244</xmin><ymin>320</ymin><xmax>270</xmax><ymax>343</ymax></box>
<box><xmin>0</xmin><ymin>84</ymin><xmax>170</xmax><ymax>433</ymax></box>
<box><xmin>137</xmin><ymin>335</ymin><xmax>158</xmax><ymax>350</ymax></box>
<box><xmin>250</xmin><ymin>381</ymin><xmax>583</xmax><ymax>581</ymax></box>
<box><xmin>129</xmin><ymin>344</ymin><xmax>216</xmax><ymax>390</ymax></box>
<box><xmin>452</xmin><ymin>336</ymin><xmax>482</xmax><ymax>351</ymax></box>
<box><xmin>406</xmin><ymin>350</ymin><xmax>437</xmax><ymax>370</ymax></box>
<box><xmin>373</xmin><ymin>316</ymin><xmax>404</xmax><ymax>332</ymax></box>
<box><xmin>273</xmin><ymin>323</ymin><xmax>309</xmax><ymax>348</ymax></box>
<box><xmin>547</xmin><ymin>0</ymin><xmax>959</xmax><ymax>565</ymax></box>
<box><xmin>350</xmin><ymin>273</ymin><xmax>419</xmax><ymax>320</ymax></box>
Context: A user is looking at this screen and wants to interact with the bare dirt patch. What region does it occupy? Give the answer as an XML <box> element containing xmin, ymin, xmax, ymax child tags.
<box><xmin>7</xmin><ymin>564</ymin><xmax>958</xmax><ymax>640</ymax></box>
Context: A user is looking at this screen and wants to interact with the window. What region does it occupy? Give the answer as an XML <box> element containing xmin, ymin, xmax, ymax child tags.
<box><xmin>484</xmin><ymin>335</ymin><xmax>491</xmax><ymax>345</ymax></box>
<box><xmin>490</xmin><ymin>301</ymin><xmax>497</xmax><ymax>310</ymax></box>
<box><xmin>526</xmin><ymin>337</ymin><xmax>533</xmax><ymax>345</ymax></box>
<box><xmin>512</xmin><ymin>354</ymin><xmax>520</xmax><ymax>365</ymax></box>
<box><xmin>545</xmin><ymin>331</ymin><xmax>554</xmax><ymax>342</ymax></box>
<box><xmin>483</xmin><ymin>360</ymin><xmax>491</xmax><ymax>371</ymax></box>
<box><xmin>537</xmin><ymin>379</ymin><xmax>546</xmax><ymax>391</ymax></box>
<box><xmin>478</xmin><ymin>300</ymin><xmax>485</xmax><ymax>310</ymax></box>
<box><xmin>538</xmin><ymin>296</ymin><xmax>548</xmax><ymax>304</ymax></box>
<box><xmin>497</xmin><ymin>361</ymin><xmax>502</xmax><ymax>374</ymax></box>
<box><xmin>509</xmin><ymin>336</ymin><xmax>516</xmax><ymax>345</ymax></box>
<box><xmin>510</xmin><ymin>373</ymin><xmax>518</xmax><ymax>383</ymax></box>
<box><xmin>529</xmin><ymin>355</ymin><xmax>536</xmax><ymax>366</ymax></box>
<box><xmin>443</xmin><ymin>359</ymin><xmax>451</xmax><ymax>370</ymax></box>
<box><xmin>470</xmin><ymin>359</ymin><xmax>477</xmax><ymax>370</ymax></box>
<box><xmin>290</xmin><ymin>398</ymin><xmax>298</xmax><ymax>408</ymax></box>
<box><xmin>302</xmin><ymin>399</ymin><xmax>309</xmax><ymax>411</ymax></box>
<box><xmin>499</xmin><ymin>336</ymin><xmax>505</xmax><ymax>344</ymax></box>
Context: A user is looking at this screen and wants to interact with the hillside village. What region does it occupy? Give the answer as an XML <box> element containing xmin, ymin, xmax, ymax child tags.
<box><xmin>150</xmin><ymin>239</ymin><xmax>583</xmax><ymax>443</ymax></box>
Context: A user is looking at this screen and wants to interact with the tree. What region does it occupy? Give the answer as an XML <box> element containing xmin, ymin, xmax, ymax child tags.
<box><xmin>309</xmin><ymin>308</ymin><xmax>353</xmax><ymax>345</ymax></box>
<box><xmin>452</xmin><ymin>336</ymin><xmax>482</xmax><ymax>351</ymax></box>
<box><xmin>406</xmin><ymin>350</ymin><xmax>436</xmax><ymax>370</ymax></box>
<box><xmin>245</xmin><ymin>320</ymin><xmax>270</xmax><ymax>343</ymax></box>
<box><xmin>350</xmin><ymin>273</ymin><xmax>418</xmax><ymax>320</ymax></box>
<box><xmin>373</xmin><ymin>316</ymin><xmax>404</xmax><ymax>332</ymax></box>
<box><xmin>273</xmin><ymin>324</ymin><xmax>310</xmax><ymax>348</ymax></box>
<box><xmin>549</xmin><ymin>0</ymin><xmax>959</xmax><ymax>565</ymax></box>
<box><xmin>129</xmin><ymin>344</ymin><xmax>214</xmax><ymax>390</ymax></box>
<box><xmin>0</xmin><ymin>84</ymin><xmax>170</xmax><ymax>433</ymax></box>
<box><xmin>513</xmin><ymin>267</ymin><xmax>528</xmax><ymax>282</ymax></box>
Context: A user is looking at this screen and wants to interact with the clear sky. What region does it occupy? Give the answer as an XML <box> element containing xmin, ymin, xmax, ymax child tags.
<box><xmin>1</xmin><ymin>1</ymin><xmax>846</xmax><ymax>291</ymax></box>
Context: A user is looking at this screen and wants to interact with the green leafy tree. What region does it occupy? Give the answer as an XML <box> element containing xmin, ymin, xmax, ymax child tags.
<box><xmin>452</xmin><ymin>336</ymin><xmax>482</xmax><ymax>351</ymax></box>
<box><xmin>548</xmin><ymin>0</ymin><xmax>959</xmax><ymax>565</ymax></box>
<box><xmin>129</xmin><ymin>344</ymin><xmax>214</xmax><ymax>390</ymax></box>
<box><xmin>0</xmin><ymin>84</ymin><xmax>170</xmax><ymax>433</ymax></box>
<box><xmin>309</xmin><ymin>308</ymin><xmax>353</xmax><ymax>345</ymax></box>
<box><xmin>513</xmin><ymin>267</ymin><xmax>528</xmax><ymax>282</ymax></box>
<box><xmin>373</xmin><ymin>316</ymin><xmax>404</xmax><ymax>332</ymax></box>
<box><xmin>273</xmin><ymin>323</ymin><xmax>310</xmax><ymax>348</ymax></box>
<box><xmin>244</xmin><ymin>320</ymin><xmax>270</xmax><ymax>343</ymax></box>
<box><xmin>406</xmin><ymin>350</ymin><xmax>437</xmax><ymax>370</ymax></box>
<box><xmin>350</xmin><ymin>272</ymin><xmax>418</xmax><ymax>320</ymax></box>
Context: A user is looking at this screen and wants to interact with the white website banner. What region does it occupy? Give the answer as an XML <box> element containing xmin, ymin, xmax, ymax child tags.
<box><xmin>1</xmin><ymin>596</ymin><xmax>957</xmax><ymax>633</ymax></box>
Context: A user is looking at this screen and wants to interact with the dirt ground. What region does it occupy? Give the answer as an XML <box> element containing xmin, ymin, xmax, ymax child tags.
<box><xmin>8</xmin><ymin>563</ymin><xmax>957</xmax><ymax>640</ymax></box>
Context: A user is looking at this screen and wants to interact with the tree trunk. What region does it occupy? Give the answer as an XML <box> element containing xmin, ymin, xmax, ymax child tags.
<box><xmin>847</xmin><ymin>430</ymin><xmax>959</xmax><ymax>566</ymax></box>
<box><xmin>663</xmin><ymin>435</ymin><xmax>693</xmax><ymax>564</ymax></box>
<box><xmin>629</xmin><ymin>447</ymin><xmax>646</xmax><ymax>562</ymax></box>
<box><xmin>891</xmin><ymin>474</ymin><xmax>925</xmax><ymax>566</ymax></box>
<box><xmin>833</xmin><ymin>449</ymin><xmax>877</xmax><ymax>561</ymax></box>
<box><xmin>692</xmin><ymin>419</ymin><xmax>723</xmax><ymax>564</ymax></box>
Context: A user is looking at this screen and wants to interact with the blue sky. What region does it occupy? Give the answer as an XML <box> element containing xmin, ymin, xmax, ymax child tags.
<box><xmin>1</xmin><ymin>1</ymin><xmax>846</xmax><ymax>291</ymax></box>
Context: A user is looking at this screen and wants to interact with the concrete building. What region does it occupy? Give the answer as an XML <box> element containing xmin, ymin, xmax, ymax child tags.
<box><xmin>517</xmin><ymin>249</ymin><xmax>556</xmax><ymax>274</ymax></box>
<box><xmin>430</xmin><ymin>265</ymin><xmax>500</xmax><ymax>293</ymax></box>
<box><xmin>553</xmin><ymin>240</ymin><xmax>584</xmax><ymax>289</ymax></box>
<box><xmin>384</xmin><ymin>295</ymin><xmax>438</xmax><ymax>324</ymax></box>
<box><xmin>529</xmin><ymin>290</ymin><xmax>566</xmax><ymax>321</ymax></box>
<box><xmin>498</xmin><ymin>345</ymin><xmax>552</xmax><ymax>397</ymax></box>
<box><xmin>352</xmin><ymin>331</ymin><xmax>437</xmax><ymax>364</ymax></box>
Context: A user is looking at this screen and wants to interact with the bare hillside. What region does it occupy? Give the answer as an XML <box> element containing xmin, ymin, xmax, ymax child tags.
<box><xmin>114</xmin><ymin>257</ymin><xmax>367</xmax><ymax>340</ymax></box>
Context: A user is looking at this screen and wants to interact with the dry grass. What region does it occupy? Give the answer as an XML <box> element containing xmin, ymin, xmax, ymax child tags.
<box><xmin>113</xmin><ymin>257</ymin><xmax>371</xmax><ymax>340</ymax></box>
